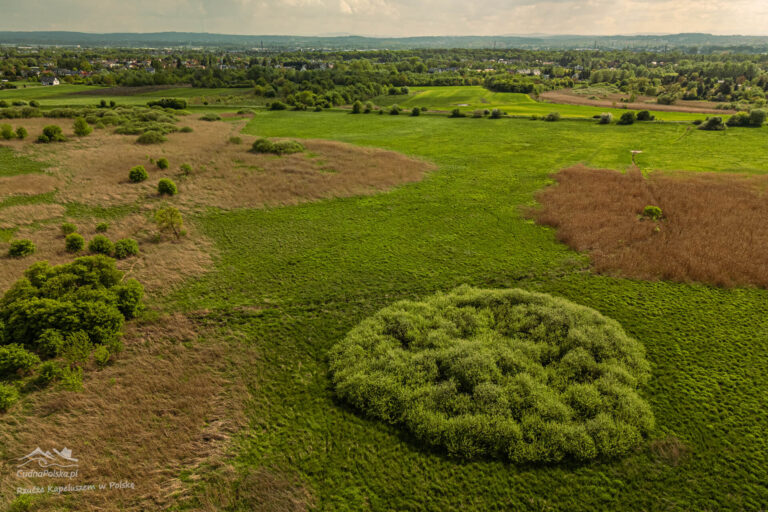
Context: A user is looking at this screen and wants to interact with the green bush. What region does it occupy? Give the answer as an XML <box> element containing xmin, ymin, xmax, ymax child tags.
<box><xmin>269</xmin><ymin>101</ymin><xmax>288</xmax><ymax>111</ymax></box>
<box><xmin>0</xmin><ymin>344</ymin><xmax>40</xmax><ymax>378</ymax></box>
<box><xmin>147</xmin><ymin>98</ymin><xmax>187</xmax><ymax>110</ymax></box>
<box><xmin>65</xmin><ymin>233</ymin><xmax>85</xmax><ymax>253</ymax></box>
<box><xmin>726</xmin><ymin>112</ymin><xmax>750</xmax><ymax>127</ymax></box>
<box><xmin>180</xmin><ymin>126</ymin><xmax>193</xmax><ymax>133</ymax></box>
<box><xmin>698</xmin><ymin>117</ymin><xmax>726</xmax><ymax>131</ymax></box>
<box><xmin>38</xmin><ymin>125</ymin><xmax>65</xmax><ymax>143</ymax></box>
<box><xmin>749</xmin><ymin>109</ymin><xmax>767</xmax><ymax>127</ymax></box>
<box><xmin>129</xmin><ymin>165</ymin><xmax>148</xmax><ymax>183</ymax></box>
<box><xmin>352</xmin><ymin>100</ymin><xmax>363</xmax><ymax>114</ymax></box>
<box><xmin>73</xmin><ymin>117</ymin><xmax>93</xmax><ymax>136</ymax></box>
<box><xmin>490</xmin><ymin>108</ymin><xmax>503</xmax><ymax>119</ymax></box>
<box><xmin>228</xmin><ymin>136</ymin><xmax>242</xmax><ymax>145</ymax></box>
<box><xmin>1</xmin><ymin>123</ymin><xmax>14</xmax><ymax>140</ymax></box>
<box><xmin>95</xmin><ymin>222</ymin><xmax>109</xmax><ymax>233</ymax></box>
<box><xmin>200</xmin><ymin>113</ymin><xmax>221</xmax><ymax>121</ymax></box>
<box><xmin>636</xmin><ymin>110</ymin><xmax>655</xmax><ymax>121</ymax></box>
<box><xmin>158</xmin><ymin>178</ymin><xmax>178</xmax><ymax>196</ymax></box>
<box><xmin>179</xmin><ymin>163</ymin><xmax>192</xmax><ymax>176</ymax></box>
<box><xmin>93</xmin><ymin>345</ymin><xmax>111</xmax><ymax>368</ymax></box>
<box><xmin>411</xmin><ymin>107</ymin><xmax>420</xmax><ymax>117</ymax></box>
<box><xmin>8</xmin><ymin>239</ymin><xmax>36</xmax><ymax>258</ymax></box>
<box><xmin>618</xmin><ymin>112</ymin><xmax>636</xmax><ymax>125</ymax></box>
<box><xmin>35</xmin><ymin>360</ymin><xmax>61</xmax><ymax>386</ymax></box>
<box><xmin>136</xmin><ymin>131</ymin><xmax>167</xmax><ymax>144</ymax></box>
<box><xmin>156</xmin><ymin>157</ymin><xmax>169</xmax><ymax>169</ymax></box>
<box><xmin>15</xmin><ymin>126</ymin><xmax>27</xmax><ymax>139</ymax></box>
<box><xmin>544</xmin><ymin>112</ymin><xmax>561</xmax><ymax>122</ymax></box>
<box><xmin>598</xmin><ymin>113</ymin><xmax>613</xmax><ymax>124</ymax></box>
<box><xmin>0</xmin><ymin>383</ymin><xmax>19</xmax><ymax>412</ymax></box>
<box><xmin>0</xmin><ymin>256</ymin><xmax>143</xmax><ymax>350</ymax></box>
<box><xmin>642</xmin><ymin>205</ymin><xmax>663</xmax><ymax>220</ymax></box>
<box><xmin>60</xmin><ymin>222</ymin><xmax>77</xmax><ymax>235</ymax></box>
<box><xmin>329</xmin><ymin>286</ymin><xmax>654</xmax><ymax>463</ymax></box>
<box><xmin>251</xmin><ymin>138</ymin><xmax>304</xmax><ymax>155</ymax></box>
<box><xmin>389</xmin><ymin>104</ymin><xmax>401</xmax><ymax>115</ymax></box>
<box><xmin>113</xmin><ymin>238</ymin><xmax>139</xmax><ymax>259</ymax></box>
<box><xmin>88</xmin><ymin>235</ymin><xmax>114</xmax><ymax>255</ymax></box>
<box><xmin>450</xmin><ymin>108</ymin><xmax>465</xmax><ymax>118</ymax></box>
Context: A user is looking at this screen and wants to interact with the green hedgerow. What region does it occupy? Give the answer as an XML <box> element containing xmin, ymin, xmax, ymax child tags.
<box><xmin>156</xmin><ymin>157</ymin><xmax>169</xmax><ymax>169</ymax></box>
<box><xmin>329</xmin><ymin>286</ymin><xmax>654</xmax><ymax>463</ymax></box>
<box><xmin>0</xmin><ymin>383</ymin><xmax>19</xmax><ymax>412</ymax></box>
<box><xmin>60</xmin><ymin>222</ymin><xmax>77</xmax><ymax>235</ymax></box>
<box><xmin>113</xmin><ymin>238</ymin><xmax>139</xmax><ymax>259</ymax></box>
<box><xmin>88</xmin><ymin>235</ymin><xmax>114</xmax><ymax>255</ymax></box>
<box><xmin>0</xmin><ymin>344</ymin><xmax>40</xmax><ymax>378</ymax></box>
<box><xmin>158</xmin><ymin>178</ymin><xmax>178</xmax><ymax>196</ymax></box>
<box><xmin>95</xmin><ymin>222</ymin><xmax>109</xmax><ymax>233</ymax></box>
<box><xmin>129</xmin><ymin>165</ymin><xmax>148</xmax><ymax>183</ymax></box>
<box><xmin>642</xmin><ymin>205</ymin><xmax>663</xmax><ymax>220</ymax></box>
<box><xmin>65</xmin><ymin>233</ymin><xmax>85</xmax><ymax>253</ymax></box>
<box><xmin>8</xmin><ymin>239</ymin><xmax>36</xmax><ymax>258</ymax></box>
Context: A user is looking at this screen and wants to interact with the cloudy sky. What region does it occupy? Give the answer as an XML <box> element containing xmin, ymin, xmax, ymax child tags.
<box><xmin>1</xmin><ymin>0</ymin><xmax>767</xmax><ymax>36</ymax></box>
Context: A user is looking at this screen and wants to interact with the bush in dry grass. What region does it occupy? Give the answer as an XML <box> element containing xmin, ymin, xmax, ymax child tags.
<box><xmin>158</xmin><ymin>178</ymin><xmax>178</xmax><ymax>196</ymax></box>
<box><xmin>96</xmin><ymin>222</ymin><xmax>109</xmax><ymax>233</ymax></box>
<box><xmin>60</xmin><ymin>222</ymin><xmax>77</xmax><ymax>235</ymax></box>
<box><xmin>0</xmin><ymin>383</ymin><xmax>18</xmax><ymax>412</ymax></box>
<box><xmin>642</xmin><ymin>205</ymin><xmax>663</xmax><ymax>220</ymax></box>
<box><xmin>15</xmin><ymin>126</ymin><xmax>27</xmax><ymax>139</ymax></box>
<box><xmin>136</xmin><ymin>130</ymin><xmax>167</xmax><ymax>144</ymax></box>
<box><xmin>8</xmin><ymin>239</ymin><xmax>35</xmax><ymax>258</ymax></box>
<box><xmin>180</xmin><ymin>163</ymin><xmax>192</xmax><ymax>176</ymax></box>
<box><xmin>153</xmin><ymin>206</ymin><xmax>184</xmax><ymax>239</ymax></box>
<box><xmin>180</xmin><ymin>126</ymin><xmax>194</xmax><ymax>133</ymax></box>
<box><xmin>157</xmin><ymin>157</ymin><xmax>169</xmax><ymax>169</ymax></box>
<box><xmin>251</xmin><ymin>138</ymin><xmax>304</xmax><ymax>156</ymax></box>
<box><xmin>0</xmin><ymin>123</ymin><xmax>14</xmax><ymax>140</ymax></box>
<box><xmin>38</xmin><ymin>124</ymin><xmax>66</xmax><ymax>143</ymax></box>
<box><xmin>0</xmin><ymin>344</ymin><xmax>40</xmax><ymax>378</ymax></box>
<box><xmin>114</xmin><ymin>238</ymin><xmax>139</xmax><ymax>259</ymax></box>
<box><xmin>73</xmin><ymin>116</ymin><xmax>93</xmax><ymax>136</ymax></box>
<box><xmin>88</xmin><ymin>235</ymin><xmax>114</xmax><ymax>255</ymax></box>
<box><xmin>330</xmin><ymin>286</ymin><xmax>654</xmax><ymax>463</ymax></box>
<box><xmin>65</xmin><ymin>233</ymin><xmax>85</xmax><ymax>253</ymax></box>
<box><xmin>129</xmin><ymin>165</ymin><xmax>148</xmax><ymax>183</ymax></box>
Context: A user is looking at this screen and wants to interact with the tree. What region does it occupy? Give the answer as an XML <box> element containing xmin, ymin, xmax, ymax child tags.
<box><xmin>73</xmin><ymin>117</ymin><xmax>92</xmax><ymax>137</ymax></box>
<box><xmin>153</xmin><ymin>206</ymin><xmax>184</xmax><ymax>239</ymax></box>
<box><xmin>749</xmin><ymin>109</ymin><xmax>766</xmax><ymax>127</ymax></box>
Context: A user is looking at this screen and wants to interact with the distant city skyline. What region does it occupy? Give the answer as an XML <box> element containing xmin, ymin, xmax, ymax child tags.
<box><xmin>1</xmin><ymin>0</ymin><xmax>767</xmax><ymax>38</ymax></box>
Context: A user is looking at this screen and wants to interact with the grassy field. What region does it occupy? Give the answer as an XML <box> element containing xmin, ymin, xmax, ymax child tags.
<box><xmin>2</xmin><ymin>97</ymin><xmax>767</xmax><ymax>509</ymax></box>
<box><xmin>153</xmin><ymin>110</ymin><xmax>768</xmax><ymax>510</ymax></box>
<box><xmin>373</xmin><ymin>86</ymin><xmax>711</xmax><ymax>121</ymax></box>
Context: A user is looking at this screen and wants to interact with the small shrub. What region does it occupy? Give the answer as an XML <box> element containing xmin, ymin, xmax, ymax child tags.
<box><xmin>657</xmin><ymin>94</ymin><xmax>677</xmax><ymax>105</ymax></box>
<box><xmin>29</xmin><ymin>100</ymin><xmax>40</xmax><ymax>108</ymax></box>
<box><xmin>352</xmin><ymin>100</ymin><xmax>363</xmax><ymax>114</ymax></box>
<box><xmin>490</xmin><ymin>108</ymin><xmax>503</xmax><ymax>119</ymax></box>
<box><xmin>93</xmin><ymin>345</ymin><xmax>111</xmax><ymax>368</ymax></box>
<box><xmin>136</xmin><ymin>131</ymin><xmax>167</xmax><ymax>144</ymax></box>
<box><xmin>95</xmin><ymin>222</ymin><xmax>109</xmax><ymax>233</ymax></box>
<box><xmin>411</xmin><ymin>107</ymin><xmax>420</xmax><ymax>116</ymax></box>
<box><xmin>0</xmin><ymin>123</ymin><xmax>14</xmax><ymax>140</ymax></box>
<box><xmin>179</xmin><ymin>163</ymin><xmax>192</xmax><ymax>176</ymax></box>
<box><xmin>180</xmin><ymin>126</ymin><xmax>193</xmax><ymax>133</ymax></box>
<box><xmin>129</xmin><ymin>165</ymin><xmax>148</xmax><ymax>183</ymax></box>
<box><xmin>88</xmin><ymin>235</ymin><xmax>114</xmax><ymax>255</ymax></box>
<box><xmin>364</xmin><ymin>102</ymin><xmax>374</xmax><ymax>113</ymax></box>
<box><xmin>36</xmin><ymin>329</ymin><xmax>65</xmax><ymax>358</ymax></box>
<box><xmin>389</xmin><ymin>104</ymin><xmax>401</xmax><ymax>115</ymax></box>
<box><xmin>59</xmin><ymin>366</ymin><xmax>83</xmax><ymax>391</ymax></box>
<box><xmin>251</xmin><ymin>138</ymin><xmax>275</xmax><ymax>153</ymax></box>
<box><xmin>749</xmin><ymin>109</ymin><xmax>767</xmax><ymax>127</ymax></box>
<box><xmin>153</xmin><ymin>206</ymin><xmax>184</xmax><ymax>239</ymax></box>
<box><xmin>698</xmin><ymin>117</ymin><xmax>726</xmax><ymax>131</ymax></box>
<box><xmin>8</xmin><ymin>239</ymin><xmax>36</xmax><ymax>258</ymax></box>
<box><xmin>113</xmin><ymin>238</ymin><xmax>139</xmax><ymax>259</ymax></box>
<box><xmin>598</xmin><ymin>113</ymin><xmax>613</xmax><ymax>124</ymax></box>
<box><xmin>0</xmin><ymin>344</ymin><xmax>40</xmax><ymax>378</ymax></box>
<box><xmin>692</xmin><ymin>119</ymin><xmax>703</xmax><ymax>126</ymax></box>
<box><xmin>726</xmin><ymin>112</ymin><xmax>750</xmax><ymax>127</ymax></box>
<box><xmin>158</xmin><ymin>178</ymin><xmax>178</xmax><ymax>196</ymax></box>
<box><xmin>270</xmin><ymin>101</ymin><xmax>287</xmax><ymax>111</ymax></box>
<box><xmin>36</xmin><ymin>361</ymin><xmax>61</xmax><ymax>386</ymax></box>
<box><xmin>642</xmin><ymin>205</ymin><xmax>663</xmax><ymax>220</ymax></box>
<box><xmin>60</xmin><ymin>222</ymin><xmax>77</xmax><ymax>235</ymax></box>
<box><xmin>200</xmin><ymin>113</ymin><xmax>221</xmax><ymax>121</ymax></box>
<box><xmin>156</xmin><ymin>157</ymin><xmax>169</xmax><ymax>169</ymax></box>
<box><xmin>251</xmin><ymin>138</ymin><xmax>304</xmax><ymax>155</ymax></box>
<box><xmin>636</xmin><ymin>110</ymin><xmax>654</xmax><ymax>121</ymax></box>
<box><xmin>0</xmin><ymin>383</ymin><xmax>19</xmax><ymax>412</ymax></box>
<box><xmin>65</xmin><ymin>233</ymin><xmax>85</xmax><ymax>253</ymax></box>
<box><xmin>228</xmin><ymin>136</ymin><xmax>242</xmax><ymax>145</ymax></box>
<box><xmin>62</xmin><ymin>331</ymin><xmax>92</xmax><ymax>368</ymax></box>
<box><xmin>15</xmin><ymin>126</ymin><xmax>28</xmax><ymax>139</ymax></box>
<box><xmin>38</xmin><ymin>124</ymin><xmax>65</xmax><ymax>143</ymax></box>
<box><xmin>73</xmin><ymin>117</ymin><xmax>93</xmax><ymax>136</ymax></box>
<box><xmin>544</xmin><ymin>112</ymin><xmax>561</xmax><ymax>122</ymax></box>
<box><xmin>618</xmin><ymin>111</ymin><xmax>636</xmax><ymax>125</ymax></box>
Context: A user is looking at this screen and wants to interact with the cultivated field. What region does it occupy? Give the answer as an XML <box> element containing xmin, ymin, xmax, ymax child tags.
<box><xmin>1</xmin><ymin>86</ymin><xmax>768</xmax><ymax>510</ymax></box>
<box><xmin>540</xmin><ymin>88</ymin><xmax>736</xmax><ymax>114</ymax></box>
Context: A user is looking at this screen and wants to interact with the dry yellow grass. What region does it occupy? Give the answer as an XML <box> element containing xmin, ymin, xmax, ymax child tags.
<box><xmin>533</xmin><ymin>165</ymin><xmax>768</xmax><ymax>288</ymax></box>
<box><xmin>0</xmin><ymin>174</ymin><xmax>59</xmax><ymax>198</ymax></box>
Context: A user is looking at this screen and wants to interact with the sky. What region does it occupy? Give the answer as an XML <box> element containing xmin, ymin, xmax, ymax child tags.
<box><xmin>1</xmin><ymin>0</ymin><xmax>767</xmax><ymax>37</ymax></box>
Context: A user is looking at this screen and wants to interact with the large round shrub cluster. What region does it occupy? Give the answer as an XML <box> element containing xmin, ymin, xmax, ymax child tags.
<box><xmin>330</xmin><ymin>286</ymin><xmax>654</xmax><ymax>463</ymax></box>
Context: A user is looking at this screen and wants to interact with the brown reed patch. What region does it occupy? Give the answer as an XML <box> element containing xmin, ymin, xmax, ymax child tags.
<box><xmin>650</xmin><ymin>435</ymin><xmax>690</xmax><ymax>466</ymax></box>
<box><xmin>0</xmin><ymin>204</ymin><xmax>65</xmax><ymax>228</ymax></box>
<box><xmin>0</xmin><ymin>313</ymin><xmax>258</xmax><ymax>511</ymax></box>
<box><xmin>0</xmin><ymin>174</ymin><xmax>59</xmax><ymax>199</ymax></box>
<box><xmin>533</xmin><ymin>165</ymin><xmax>768</xmax><ymax>288</ymax></box>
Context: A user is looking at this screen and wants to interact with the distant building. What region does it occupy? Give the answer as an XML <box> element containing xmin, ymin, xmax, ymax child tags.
<box><xmin>41</xmin><ymin>76</ymin><xmax>60</xmax><ymax>86</ymax></box>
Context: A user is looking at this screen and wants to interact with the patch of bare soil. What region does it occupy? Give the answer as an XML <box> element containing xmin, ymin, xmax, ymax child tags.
<box><xmin>0</xmin><ymin>314</ymin><xmax>268</xmax><ymax>511</ymax></box>
<box><xmin>539</xmin><ymin>89</ymin><xmax>736</xmax><ymax>115</ymax></box>
<box><xmin>533</xmin><ymin>165</ymin><xmax>768</xmax><ymax>288</ymax></box>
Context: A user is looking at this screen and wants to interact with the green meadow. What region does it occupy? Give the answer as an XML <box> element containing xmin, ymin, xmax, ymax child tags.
<box><xmin>159</xmin><ymin>110</ymin><xmax>768</xmax><ymax>510</ymax></box>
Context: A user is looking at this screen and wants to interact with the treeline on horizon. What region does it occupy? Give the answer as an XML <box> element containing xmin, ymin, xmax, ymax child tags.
<box><xmin>2</xmin><ymin>47</ymin><xmax>768</xmax><ymax>109</ymax></box>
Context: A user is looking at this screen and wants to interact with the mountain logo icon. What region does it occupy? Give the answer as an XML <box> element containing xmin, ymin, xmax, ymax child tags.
<box><xmin>17</xmin><ymin>447</ymin><xmax>79</xmax><ymax>468</ymax></box>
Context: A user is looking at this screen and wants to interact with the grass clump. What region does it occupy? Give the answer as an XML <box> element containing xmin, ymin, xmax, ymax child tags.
<box><xmin>129</xmin><ymin>165</ymin><xmax>148</xmax><ymax>183</ymax></box>
<box><xmin>60</xmin><ymin>222</ymin><xmax>77</xmax><ymax>235</ymax></box>
<box><xmin>8</xmin><ymin>239</ymin><xmax>35</xmax><ymax>258</ymax></box>
<box><xmin>157</xmin><ymin>157</ymin><xmax>169</xmax><ymax>169</ymax></box>
<box><xmin>0</xmin><ymin>383</ymin><xmax>18</xmax><ymax>412</ymax></box>
<box><xmin>113</xmin><ymin>238</ymin><xmax>139</xmax><ymax>259</ymax></box>
<box><xmin>642</xmin><ymin>205</ymin><xmax>663</xmax><ymax>220</ymax></box>
<box><xmin>65</xmin><ymin>233</ymin><xmax>85</xmax><ymax>253</ymax></box>
<box><xmin>158</xmin><ymin>178</ymin><xmax>178</xmax><ymax>196</ymax></box>
<box><xmin>96</xmin><ymin>222</ymin><xmax>109</xmax><ymax>233</ymax></box>
<box><xmin>73</xmin><ymin>117</ymin><xmax>93</xmax><ymax>136</ymax></box>
<box><xmin>330</xmin><ymin>286</ymin><xmax>654</xmax><ymax>463</ymax></box>
<box><xmin>136</xmin><ymin>130</ymin><xmax>167</xmax><ymax>144</ymax></box>
<box><xmin>200</xmin><ymin>113</ymin><xmax>221</xmax><ymax>121</ymax></box>
<box><xmin>88</xmin><ymin>235</ymin><xmax>114</xmax><ymax>255</ymax></box>
<box><xmin>251</xmin><ymin>138</ymin><xmax>304</xmax><ymax>155</ymax></box>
